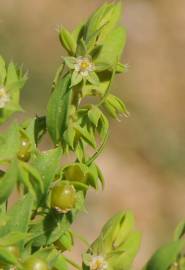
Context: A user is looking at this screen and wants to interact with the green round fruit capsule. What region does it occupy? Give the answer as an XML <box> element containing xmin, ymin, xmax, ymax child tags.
<box><xmin>55</xmin><ymin>231</ymin><xmax>73</xmax><ymax>252</ymax></box>
<box><xmin>0</xmin><ymin>245</ymin><xmax>20</xmax><ymax>269</ymax></box>
<box><xmin>22</xmin><ymin>257</ymin><xmax>49</xmax><ymax>270</ymax></box>
<box><xmin>17</xmin><ymin>136</ymin><xmax>31</xmax><ymax>162</ymax></box>
<box><xmin>51</xmin><ymin>182</ymin><xmax>76</xmax><ymax>213</ymax></box>
<box><xmin>5</xmin><ymin>245</ymin><xmax>20</xmax><ymax>258</ymax></box>
<box><xmin>63</xmin><ymin>164</ymin><xmax>87</xmax><ymax>183</ymax></box>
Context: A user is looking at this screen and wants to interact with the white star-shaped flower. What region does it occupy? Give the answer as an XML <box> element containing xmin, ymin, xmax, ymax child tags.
<box><xmin>74</xmin><ymin>56</ymin><xmax>95</xmax><ymax>77</ymax></box>
<box><xmin>0</xmin><ymin>87</ymin><xmax>10</xmax><ymax>109</ymax></box>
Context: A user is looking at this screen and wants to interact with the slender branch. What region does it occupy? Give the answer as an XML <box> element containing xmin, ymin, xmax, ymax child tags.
<box><xmin>86</xmin><ymin>131</ymin><xmax>109</xmax><ymax>166</ymax></box>
<box><xmin>65</xmin><ymin>257</ymin><xmax>82</xmax><ymax>270</ymax></box>
<box><xmin>70</xmin><ymin>229</ymin><xmax>91</xmax><ymax>248</ymax></box>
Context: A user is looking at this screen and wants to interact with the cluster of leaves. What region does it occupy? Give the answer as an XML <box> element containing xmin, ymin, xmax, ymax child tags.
<box><xmin>0</xmin><ymin>56</ymin><xmax>27</xmax><ymax>124</ymax></box>
<box><xmin>0</xmin><ymin>2</ymin><xmax>139</xmax><ymax>270</ymax></box>
<box><xmin>0</xmin><ymin>1</ymin><xmax>184</xmax><ymax>270</ymax></box>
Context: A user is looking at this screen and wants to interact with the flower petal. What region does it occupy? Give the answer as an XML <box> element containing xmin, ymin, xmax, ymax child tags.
<box><xmin>87</xmin><ymin>72</ymin><xmax>100</xmax><ymax>85</ymax></box>
<box><xmin>70</xmin><ymin>71</ymin><xmax>83</xmax><ymax>87</ymax></box>
<box><xmin>63</xmin><ymin>56</ymin><xmax>76</xmax><ymax>69</ymax></box>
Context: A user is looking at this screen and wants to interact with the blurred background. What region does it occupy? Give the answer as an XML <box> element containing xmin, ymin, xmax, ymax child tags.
<box><xmin>1</xmin><ymin>0</ymin><xmax>185</xmax><ymax>268</ymax></box>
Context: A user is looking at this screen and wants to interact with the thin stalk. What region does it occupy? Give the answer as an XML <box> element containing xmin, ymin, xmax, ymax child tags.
<box><xmin>70</xmin><ymin>229</ymin><xmax>91</xmax><ymax>248</ymax></box>
<box><xmin>65</xmin><ymin>257</ymin><xmax>82</xmax><ymax>270</ymax></box>
<box><xmin>86</xmin><ymin>131</ymin><xmax>109</xmax><ymax>166</ymax></box>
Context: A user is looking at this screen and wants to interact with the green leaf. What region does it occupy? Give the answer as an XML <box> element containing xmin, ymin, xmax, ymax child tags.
<box><xmin>86</xmin><ymin>163</ymin><xmax>99</xmax><ymax>189</ymax></box>
<box><xmin>108</xmin><ymin>231</ymin><xmax>141</xmax><ymax>270</ymax></box>
<box><xmin>59</xmin><ymin>26</ymin><xmax>77</xmax><ymax>55</ymax></box>
<box><xmin>76</xmin><ymin>38</ymin><xmax>87</xmax><ymax>57</ymax></box>
<box><xmin>0</xmin><ymin>194</ymin><xmax>34</xmax><ymax>251</ymax></box>
<box><xmin>88</xmin><ymin>106</ymin><xmax>102</xmax><ymax>127</ymax></box>
<box><xmin>72</xmin><ymin>23</ymin><xmax>85</xmax><ymax>43</ymax></box>
<box><xmin>95</xmin><ymin>164</ymin><xmax>104</xmax><ymax>189</ymax></box>
<box><xmin>54</xmin><ymin>253</ymin><xmax>68</xmax><ymax>270</ymax></box>
<box><xmin>0</xmin><ymin>56</ymin><xmax>6</xmax><ymax>85</ymax></box>
<box><xmin>103</xmin><ymin>101</ymin><xmax>117</xmax><ymax>118</ymax></box>
<box><xmin>29</xmin><ymin>211</ymin><xmax>71</xmax><ymax>247</ymax></box>
<box><xmin>23</xmin><ymin>116</ymin><xmax>46</xmax><ymax>147</ymax></box>
<box><xmin>75</xmin><ymin>141</ymin><xmax>85</xmax><ymax>162</ymax></box>
<box><xmin>58</xmin><ymin>231</ymin><xmax>73</xmax><ymax>251</ymax></box>
<box><xmin>174</xmin><ymin>220</ymin><xmax>185</xmax><ymax>240</ymax></box>
<box><xmin>47</xmin><ymin>74</ymin><xmax>72</xmax><ymax>144</ymax></box>
<box><xmin>74</xmin><ymin>191</ymin><xmax>85</xmax><ymax>212</ymax></box>
<box><xmin>0</xmin><ymin>59</ymin><xmax>27</xmax><ymax>124</ymax></box>
<box><xmin>31</xmin><ymin>148</ymin><xmax>62</xmax><ymax>204</ymax></box>
<box><xmin>97</xmin><ymin>113</ymin><xmax>109</xmax><ymax>140</ymax></box>
<box><xmin>144</xmin><ymin>240</ymin><xmax>184</xmax><ymax>270</ymax></box>
<box><xmin>0</xmin><ymin>123</ymin><xmax>20</xmax><ymax>162</ymax></box>
<box><xmin>97</xmin><ymin>2</ymin><xmax>123</xmax><ymax>43</ymax></box>
<box><xmin>0</xmin><ymin>160</ymin><xmax>18</xmax><ymax>204</ymax></box>
<box><xmin>34</xmin><ymin>116</ymin><xmax>47</xmax><ymax>144</ymax></box>
<box><xmin>84</xmin><ymin>2</ymin><xmax>122</xmax><ymax>46</ymax></box>
<box><xmin>74</xmin><ymin>124</ymin><xmax>96</xmax><ymax>148</ymax></box>
<box><xmin>20</xmin><ymin>161</ymin><xmax>44</xmax><ymax>193</ymax></box>
<box><xmin>18</xmin><ymin>163</ymin><xmax>37</xmax><ymax>197</ymax></box>
<box><xmin>95</xmin><ymin>62</ymin><xmax>111</xmax><ymax>72</ymax></box>
<box><xmin>95</xmin><ymin>27</ymin><xmax>127</xmax><ymax>68</ymax></box>
<box><xmin>5</xmin><ymin>62</ymin><xmax>18</xmax><ymax>86</ymax></box>
<box><xmin>0</xmin><ymin>231</ymin><xmax>28</xmax><ymax>246</ymax></box>
<box><xmin>63</xmin><ymin>127</ymin><xmax>76</xmax><ymax>149</ymax></box>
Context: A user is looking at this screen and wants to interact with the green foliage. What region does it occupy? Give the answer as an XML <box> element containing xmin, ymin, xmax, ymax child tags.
<box><xmin>144</xmin><ymin>240</ymin><xmax>184</xmax><ymax>270</ymax></box>
<box><xmin>0</xmin><ymin>2</ymin><xmax>182</xmax><ymax>270</ymax></box>
<box><xmin>0</xmin><ymin>56</ymin><xmax>27</xmax><ymax>124</ymax></box>
<box><xmin>47</xmin><ymin>74</ymin><xmax>72</xmax><ymax>144</ymax></box>
<box><xmin>83</xmin><ymin>211</ymin><xmax>141</xmax><ymax>270</ymax></box>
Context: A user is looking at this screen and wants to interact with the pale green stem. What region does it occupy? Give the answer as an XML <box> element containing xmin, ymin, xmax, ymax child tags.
<box><xmin>65</xmin><ymin>257</ymin><xmax>82</xmax><ymax>270</ymax></box>
<box><xmin>70</xmin><ymin>229</ymin><xmax>91</xmax><ymax>248</ymax></box>
<box><xmin>86</xmin><ymin>131</ymin><xmax>109</xmax><ymax>166</ymax></box>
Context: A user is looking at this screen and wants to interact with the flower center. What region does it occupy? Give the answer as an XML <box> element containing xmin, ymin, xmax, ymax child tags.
<box><xmin>80</xmin><ymin>60</ymin><xmax>90</xmax><ymax>71</ymax></box>
<box><xmin>89</xmin><ymin>256</ymin><xmax>108</xmax><ymax>270</ymax></box>
<box><xmin>75</xmin><ymin>56</ymin><xmax>94</xmax><ymax>76</ymax></box>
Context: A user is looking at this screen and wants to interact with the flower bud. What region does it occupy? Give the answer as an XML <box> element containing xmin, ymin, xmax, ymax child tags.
<box><xmin>83</xmin><ymin>211</ymin><xmax>141</xmax><ymax>270</ymax></box>
<box><xmin>92</xmin><ymin>211</ymin><xmax>135</xmax><ymax>253</ymax></box>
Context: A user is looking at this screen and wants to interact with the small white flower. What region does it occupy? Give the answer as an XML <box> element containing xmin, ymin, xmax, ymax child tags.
<box><xmin>0</xmin><ymin>86</ymin><xmax>10</xmax><ymax>109</ymax></box>
<box><xmin>89</xmin><ymin>255</ymin><xmax>108</xmax><ymax>270</ymax></box>
<box><xmin>74</xmin><ymin>56</ymin><xmax>94</xmax><ymax>77</ymax></box>
<box><xmin>124</xmin><ymin>63</ymin><xmax>129</xmax><ymax>73</ymax></box>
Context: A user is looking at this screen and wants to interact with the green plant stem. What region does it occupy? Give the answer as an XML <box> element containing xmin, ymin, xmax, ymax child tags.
<box><xmin>86</xmin><ymin>131</ymin><xmax>109</xmax><ymax>166</ymax></box>
<box><xmin>70</xmin><ymin>229</ymin><xmax>91</xmax><ymax>248</ymax></box>
<box><xmin>65</xmin><ymin>257</ymin><xmax>82</xmax><ymax>270</ymax></box>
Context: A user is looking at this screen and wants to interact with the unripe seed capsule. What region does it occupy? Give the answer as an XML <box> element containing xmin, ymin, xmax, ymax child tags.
<box><xmin>17</xmin><ymin>136</ymin><xmax>31</xmax><ymax>162</ymax></box>
<box><xmin>22</xmin><ymin>257</ymin><xmax>49</xmax><ymax>270</ymax></box>
<box><xmin>51</xmin><ymin>182</ymin><xmax>76</xmax><ymax>213</ymax></box>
